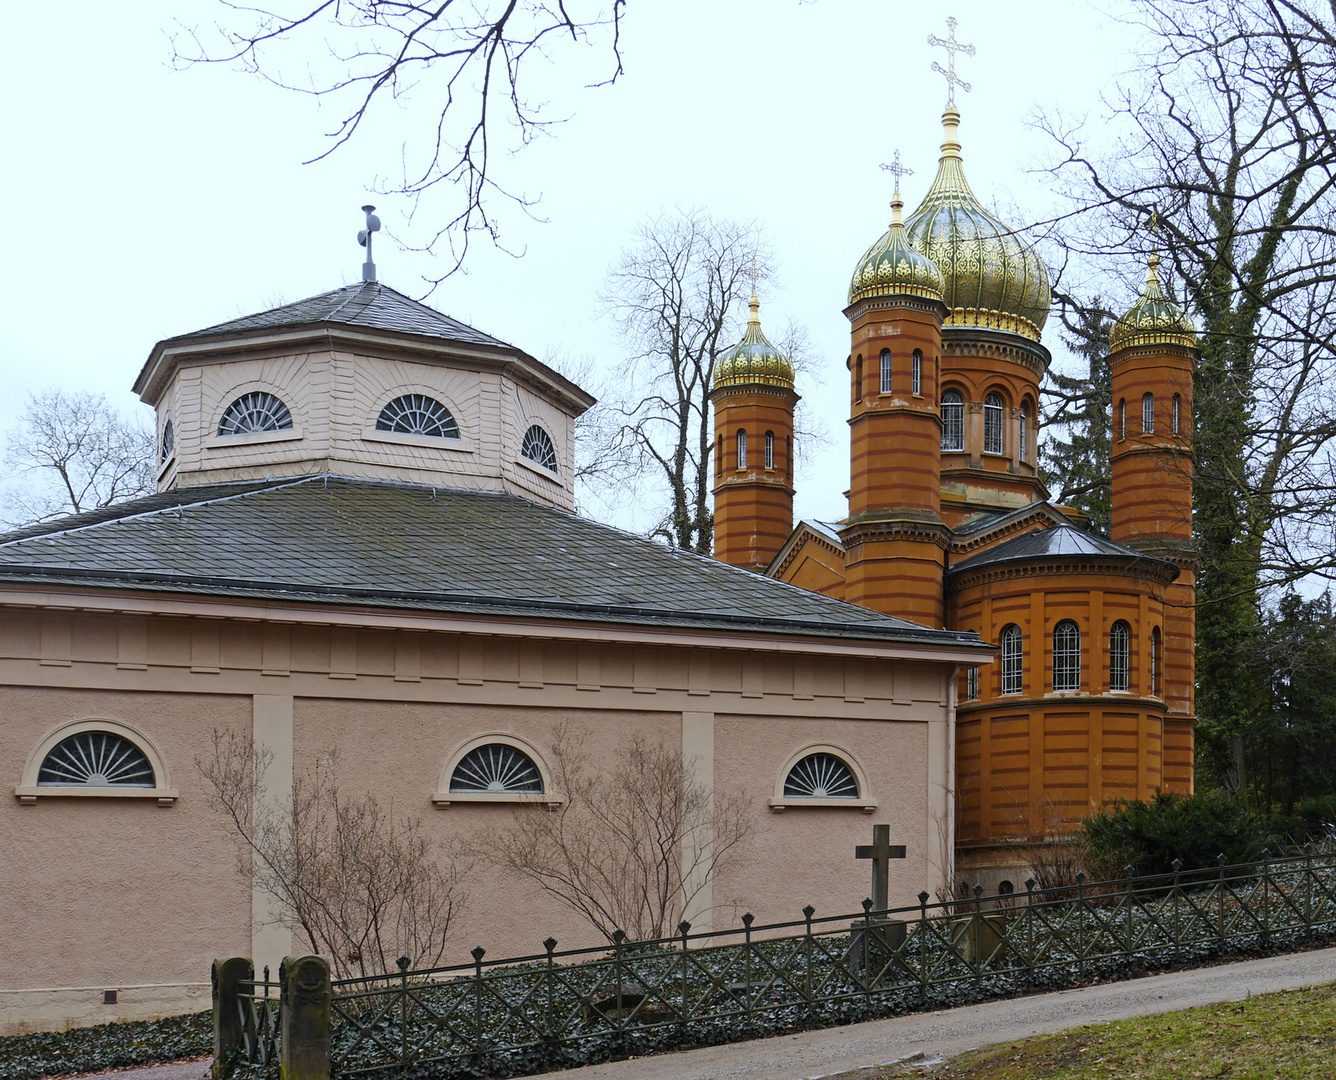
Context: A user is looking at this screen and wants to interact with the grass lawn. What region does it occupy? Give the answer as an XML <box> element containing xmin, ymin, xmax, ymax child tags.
<box><xmin>848</xmin><ymin>982</ymin><xmax>1336</xmax><ymax>1078</ymax></box>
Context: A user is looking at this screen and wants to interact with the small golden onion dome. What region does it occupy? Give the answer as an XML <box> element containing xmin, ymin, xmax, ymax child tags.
<box><xmin>1109</xmin><ymin>254</ymin><xmax>1198</xmax><ymax>352</ymax></box>
<box><xmin>903</xmin><ymin>109</ymin><xmax>1051</xmax><ymax>342</ymax></box>
<box><xmin>713</xmin><ymin>294</ymin><xmax>796</xmax><ymax>390</ymax></box>
<box><xmin>848</xmin><ymin>194</ymin><xmax>945</xmax><ymax>305</ymax></box>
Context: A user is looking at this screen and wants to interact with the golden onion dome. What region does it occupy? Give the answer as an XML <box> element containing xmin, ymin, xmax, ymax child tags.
<box><xmin>903</xmin><ymin>108</ymin><xmax>1051</xmax><ymax>342</ymax></box>
<box><xmin>1110</xmin><ymin>254</ymin><xmax>1197</xmax><ymax>352</ymax></box>
<box><xmin>848</xmin><ymin>194</ymin><xmax>945</xmax><ymax>305</ymax></box>
<box><xmin>713</xmin><ymin>294</ymin><xmax>796</xmax><ymax>390</ymax></box>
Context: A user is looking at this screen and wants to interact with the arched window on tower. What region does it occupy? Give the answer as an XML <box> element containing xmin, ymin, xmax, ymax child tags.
<box><xmin>880</xmin><ymin>349</ymin><xmax>893</xmax><ymax>394</ymax></box>
<box><xmin>941</xmin><ymin>390</ymin><xmax>965</xmax><ymax>451</ymax></box>
<box><xmin>715</xmin><ymin>434</ymin><xmax>722</xmax><ymax>479</ymax></box>
<box><xmin>1151</xmin><ymin>627</ymin><xmax>1162</xmax><ymax>696</ymax></box>
<box><xmin>853</xmin><ymin>355</ymin><xmax>863</xmax><ymax>404</ymax></box>
<box><xmin>1019</xmin><ymin>405</ymin><xmax>1029</xmax><ymax>462</ymax></box>
<box><xmin>736</xmin><ymin>429</ymin><xmax>747</xmax><ymax>470</ymax></box>
<box><xmin>1119</xmin><ymin>399</ymin><xmax>1127</xmax><ymax>441</ymax></box>
<box><xmin>984</xmin><ymin>392</ymin><xmax>1004</xmax><ymax>454</ymax></box>
<box><xmin>1000</xmin><ymin>625</ymin><xmax>1023</xmax><ymax>694</ymax></box>
<box><xmin>1172</xmin><ymin>393</ymin><xmax>1182</xmax><ymax>435</ymax></box>
<box><xmin>765</xmin><ymin>430</ymin><xmax>775</xmax><ymax>470</ymax></box>
<box><xmin>1142</xmin><ymin>393</ymin><xmax>1155</xmax><ymax>434</ymax></box>
<box><xmin>1053</xmin><ymin>620</ymin><xmax>1081</xmax><ymax>691</ymax></box>
<box><xmin>786</xmin><ymin>435</ymin><xmax>793</xmax><ymax>480</ymax></box>
<box><xmin>912</xmin><ymin>350</ymin><xmax>923</xmax><ymax>396</ymax></box>
<box><xmin>1110</xmin><ymin>621</ymin><xmax>1130</xmax><ymax>691</ymax></box>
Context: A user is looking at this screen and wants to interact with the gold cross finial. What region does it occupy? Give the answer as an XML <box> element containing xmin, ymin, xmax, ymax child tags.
<box><xmin>880</xmin><ymin>150</ymin><xmax>914</xmax><ymax>201</ymax></box>
<box><xmin>928</xmin><ymin>16</ymin><xmax>975</xmax><ymax>109</ymax></box>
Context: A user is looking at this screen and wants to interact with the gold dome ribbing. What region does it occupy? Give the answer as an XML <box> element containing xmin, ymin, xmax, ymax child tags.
<box><xmin>903</xmin><ymin>109</ymin><xmax>1051</xmax><ymax>341</ymax></box>
<box><xmin>1110</xmin><ymin>254</ymin><xmax>1197</xmax><ymax>352</ymax></box>
<box><xmin>713</xmin><ymin>295</ymin><xmax>796</xmax><ymax>390</ymax></box>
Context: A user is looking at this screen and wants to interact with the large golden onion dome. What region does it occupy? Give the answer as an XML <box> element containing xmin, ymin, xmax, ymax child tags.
<box><xmin>1109</xmin><ymin>254</ymin><xmax>1197</xmax><ymax>352</ymax></box>
<box><xmin>903</xmin><ymin>109</ymin><xmax>1051</xmax><ymax>342</ymax></box>
<box><xmin>713</xmin><ymin>294</ymin><xmax>795</xmax><ymax>390</ymax></box>
<box><xmin>848</xmin><ymin>194</ymin><xmax>945</xmax><ymax>305</ymax></box>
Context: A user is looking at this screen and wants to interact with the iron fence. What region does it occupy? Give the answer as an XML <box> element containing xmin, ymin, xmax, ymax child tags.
<box><xmin>233</xmin><ymin>967</ymin><xmax>282</xmax><ymax>1069</ymax></box>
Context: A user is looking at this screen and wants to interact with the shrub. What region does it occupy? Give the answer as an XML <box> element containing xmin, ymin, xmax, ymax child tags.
<box><xmin>1080</xmin><ymin>790</ymin><xmax>1265</xmax><ymax>878</ymax></box>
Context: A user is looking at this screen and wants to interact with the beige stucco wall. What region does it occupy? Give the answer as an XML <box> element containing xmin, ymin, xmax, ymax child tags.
<box><xmin>0</xmin><ymin>591</ymin><xmax>970</xmax><ymax>1033</ymax></box>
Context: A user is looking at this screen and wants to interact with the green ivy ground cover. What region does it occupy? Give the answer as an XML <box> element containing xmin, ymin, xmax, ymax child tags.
<box><xmin>0</xmin><ymin>1011</ymin><xmax>210</xmax><ymax>1080</ymax></box>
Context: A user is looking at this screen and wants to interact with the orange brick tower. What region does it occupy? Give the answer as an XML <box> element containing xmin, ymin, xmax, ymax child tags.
<box><xmin>841</xmin><ymin>184</ymin><xmax>950</xmax><ymax>624</ymax></box>
<box><xmin>710</xmin><ymin>293</ymin><xmax>798</xmax><ymax>571</ymax></box>
<box><xmin>1109</xmin><ymin>253</ymin><xmax>1199</xmax><ymax>790</ymax></box>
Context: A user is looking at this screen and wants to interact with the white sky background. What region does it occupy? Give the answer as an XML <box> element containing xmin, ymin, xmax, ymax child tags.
<box><xmin>0</xmin><ymin>0</ymin><xmax>1140</xmax><ymax>531</ymax></box>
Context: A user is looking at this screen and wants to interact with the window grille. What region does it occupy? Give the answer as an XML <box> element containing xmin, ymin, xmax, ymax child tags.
<box><xmin>376</xmin><ymin>394</ymin><xmax>459</xmax><ymax>438</ymax></box>
<box><xmin>218</xmin><ymin>392</ymin><xmax>293</xmax><ymax>435</ymax></box>
<box><xmin>965</xmin><ymin>666</ymin><xmax>980</xmax><ymax>701</ymax></box>
<box><xmin>1142</xmin><ymin>393</ymin><xmax>1155</xmax><ymax>434</ymax></box>
<box><xmin>782</xmin><ymin>753</ymin><xmax>858</xmax><ymax>799</ymax></box>
<box><xmin>1119</xmin><ymin>399</ymin><xmax>1127</xmax><ymax>440</ymax></box>
<box><xmin>1001</xmin><ymin>625</ymin><xmax>1023</xmax><ymax>694</ymax></box>
<box><xmin>736</xmin><ymin>429</ymin><xmax>747</xmax><ymax>470</ymax></box>
<box><xmin>449</xmin><ymin>744</ymin><xmax>543</xmax><ymax>793</ymax></box>
<box><xmin>37</xmin><ymin>731</ymin><xmax>155</xmax><ymax>788</ymax></box>
<box><xmin>1151</xmin><ymin>627</ymin><xmax>1162</xmax><ymax>696</ymax></box>
<box><xmin>984</xmin><ymin>393</ymin><xmax>1004</xmax><ymax>453</ymax></box>
<box><xmin>941</xmin><ymin>390</ymin><xmax>965</xmax><ymax>451</ymax></box>
<box><xmin>912</xmin><ymin>350</ymin><xmax>922</xmax><ymax>396</ymax></box>
<box><xmin>160</xmin><ymin>420</ymin><xmax>174</xmax><ymax>463</ymax></box>
<box><xmin>1110</xmin><ymin>621</ymin><xmax>1130</xmax><ymax>691</ymax></box>
<box><xmin>521</xmin><ymin>425</ymin><xmax>558</xmax><ymax>472</ymax></box>
<box><xmin>1053</xmin><ymin>619</ymin><xmax>1081</xmax><ymax>691</ymax></box>
<box><xmin>880</xmin><ymin>349</ymin><xmax>893</xmax><ymax>394</ymax></box>
<box><xmin>1019</xmin><ymin>406</ymin><xmax>1028</xmax><ymax>461</ymax></box>
<box><xmin>1172</xmin><ymin>393</ymin><xmax>1182</xmax><ymax>435</ymax></box>
<box><xmin>765</xmin><ymin>430</ymin><xmax>775</xmax><ymax>470</ymax></box>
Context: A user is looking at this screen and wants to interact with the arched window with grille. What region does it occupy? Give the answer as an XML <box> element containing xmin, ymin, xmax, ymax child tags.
<box><xmin>520</xmin><ymin>424</ymin><xmax>558</xmax><ymax>472</ymax></box>
<box><xmin>736</xmin><ymin>429</ymin><xmax>747</xmax><ymax>470</ymax></box>
<box><xmin>764</xmin><ymin>430</ymin><xmax>775</xmax><ymax>470</ymax></box>
<box><xmin>1001</xmin><ymin>625</ymin><xmax>1023</xmax><ymax>694</ymax></box>
<box><xmin>853</xmin><ymin>355</ymin><xmax>863</xmax><ymax>404</ymax></box>
<box><xmin>376</xmin><ymin>394</ymin><xmax>459</xmax><ymax>439</ymax></box>
<box><xmin>450</xmin><ymin>743</ymin><xmax>543</xmax><ymax>794</ymax></box>
<box><xmin>1053</xmin><ymin>619</ymin><xmax>1081</xmax><ymax>691</ymax></box>
<box><xmin>1119</xmin><ymin>399</ymin><xmax>1127</xmax><ymax>440</ymax></box>
<box><xmin>1151</xmin><ymin>627</ymin><xmax>1162</xmax><ymax>696</ymax></box>
<box><xmin>1142</xmin><ymin>392</ymin><xmax>1155</xmax><ymax>434</ymax></box>
<box><xmin>1110</xmin><ymin>621</ymin><xmax>1130</xmax><ymax>691</ymax></box>
<box><xmin>984</xmin><ymin>392</ymin><xmax>1004</xmax><ymax>453</ymax></box>
<box><xmin>941</xmin><ymin>390</ymin><xmax>965</xmax><ymax>451</ymax></box>
<box><xmin>1019</xmin><ymin>405</ymin><xmax>1029</xmax><ymax>462</ymax></box>
<box><xmin>16</xmin><ymin>720</ymin><xmax>179</xmax><ymax>804</ymax></box>
<box><xmin>880</xmin><ymin>349</ymin><xmax>893</xmax><ymax>394</ymax></box>
<box><xmin>783</xmin><ymin>752</ymin><xmax>859</xmax><ymax>799</ymax></box>
<box><xmin>1172</xmin><ymin>393</ymin><xmax>1182</xmax><ymax>435</ymax></box>
<box><xmin>160</xmin><ymin>419</ymin><xmax>174</xmax><ymax>464</ymax></box>
<box><xmin>218</xmin><ymin>391</ymin><xmax>293</xmax><ymax>436</ymax></box>
<box><xmin>912</xmin><ymin>349</ymin><xmax>923</xmax><ymax>396</ymax></box>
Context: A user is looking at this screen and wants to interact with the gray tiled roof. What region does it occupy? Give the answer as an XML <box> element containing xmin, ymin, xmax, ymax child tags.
<box><xmin>167</xmin><ymin>283</ymin><xmax>514</xmax><ymax>351</ymax></box>
<box><xmin>0</xmin><ymin>477</ymin><xmax>983</xmax><ymax>647</ymax></box>
<box><xmin>948</xmin><ymin>524</ymin><xmax>1178</xmax><ymax>578</ymax></box>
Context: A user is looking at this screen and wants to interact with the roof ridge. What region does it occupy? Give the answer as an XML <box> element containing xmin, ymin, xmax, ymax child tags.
<box><xmin>324</xmin><ymin>280</ymin><xmax>380</xmax><ymax>324</ymax></box>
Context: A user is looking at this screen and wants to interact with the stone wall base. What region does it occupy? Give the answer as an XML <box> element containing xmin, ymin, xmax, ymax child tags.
<box><xmin>0</xmin><ymin>982</ymin><xmax>209</xmax><ymax>1036</ymax></box>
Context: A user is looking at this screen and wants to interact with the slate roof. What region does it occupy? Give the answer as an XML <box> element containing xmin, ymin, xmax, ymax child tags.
<box><xmin>0</xmin><ymin>477</ymin><xmax>984</xmax><ymax>647</ymax></box>
<box><xmin>948</xmin><ymin>524</ymin><xmax>1178</xmax><ymax>579</ymax></box>
<box><xmin>166</xmin><ymin>282</ymin><xmax>514</xmax><ymax>351</ymax></box>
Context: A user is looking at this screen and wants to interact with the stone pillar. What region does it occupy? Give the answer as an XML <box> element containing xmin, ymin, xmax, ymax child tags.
<box><xmin>280</xmin><ymin>955</ymin><xmax>331</xmax><ymax>1080</ymax></box>
<box><xmin>212</xmin><ymin>956</ymin><xmax>252</xmax><ymax>1079</ymax></box>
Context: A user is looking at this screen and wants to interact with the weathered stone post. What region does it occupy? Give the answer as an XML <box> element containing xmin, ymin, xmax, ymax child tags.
<box><xmin>279</xmin><ymin>955</ymin><xmax>332</xmax><ymax>1080</ymax></box>
<box><xmin>212</xmin><ymin>957</ymin><xmax>253</xmax><ymax>1079</ymax></box>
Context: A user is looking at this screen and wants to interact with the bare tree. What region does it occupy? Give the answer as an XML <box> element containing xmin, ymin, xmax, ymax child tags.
<box><xmin>172</xmin><ymin>1</ymin><xmax>626</xmax><ymax>280</ymax></box>
<box><xmin>198</xmin><ymin>729</ymin><xmax>468</xmax><ymax>978</ymax></box>
<box><xmin>482</xmin><ymin>728</ymin><xmax>752</xmax><ymax>942</ymax></box>
<box><xmin>3</xmin><ymin>390</ymin><xmax>155</xmax><ymax>527</ymax></box>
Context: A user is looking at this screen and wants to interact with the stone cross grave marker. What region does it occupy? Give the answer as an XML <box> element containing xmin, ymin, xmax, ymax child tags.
<box><xmin>856</xmin><ymin>823</ymin><xmax>906</xmax><ymax>912</ymax></box>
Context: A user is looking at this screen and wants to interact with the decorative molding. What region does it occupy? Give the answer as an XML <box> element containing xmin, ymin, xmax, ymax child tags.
<box><xmin>949</xmin><ymin>555</ymin><xmax>1179</xmax><ymax>592</ymax></box>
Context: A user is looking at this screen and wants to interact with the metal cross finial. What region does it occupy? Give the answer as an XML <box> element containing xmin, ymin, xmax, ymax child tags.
<box><xmin>880</xmin><ymin>150</ymin><xmax>914</xmax><ymax>201</ymax></box>
<box><xmin>746</xmin><ymin>259</ymin><xmax>764</xmax><ymax>296</ymax></box>
<box><xmin>928</xmin><ymin>16</ymin><xmax>976</xmax><ymax>108</ymax></box>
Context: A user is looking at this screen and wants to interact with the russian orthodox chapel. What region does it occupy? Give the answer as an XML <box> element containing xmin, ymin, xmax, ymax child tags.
<box><xmin>710</xmin><ymin>93</ymin><xmax>1199</xmax><ymax>885</ymax></box>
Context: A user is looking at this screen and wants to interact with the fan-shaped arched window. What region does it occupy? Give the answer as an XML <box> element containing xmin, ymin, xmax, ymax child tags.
<box><xmin>736</xmin><ymin>429</ymin><xmax>747</xmax><ymax>470</ymax></box>
<box><xmin>1053</xmin><ymin>619</ymin><xmax>1081</xmax><ymax>692</ymax></box>
<box><xmin>1172</xmin><ymin>393</ymin><xmax>1182</xmax><ymax>435</ymax></box>
<box><xmin>1019</xmin><ymin>405</ymin><xmax>1029</xmax><ymax>462</ymax></box>
<box><xmin>1110</xmin><ymin>620</ymin><xmax>1130</xmax><ymax>691</ymax></box>
<box><xmin>449</xmin><ymin>743</ymin><xmax>543</xmax><ymax>794</ymax></box>
<box><xmin>1142</xmin><ymin>393</ymin><xmax>1155</xmax><ymax>434</ymax></box>
<box><xmin>1119</xmin><ymin>399</ymin><xmax>1127</xmax><ymax>441</ymax></box>
<box><xmin>1151</xmin><ymin>627</ymin><xmax>1162</xmax><ymax>696</ymax></box>
<box><xmin>38</xmin><ymin>730</ymin><xmax>155</xmax><ymax>788</ymax></box>
<box><xmin>941</xmin><ymin>390</ymin><xmax>965</xmax><ymax>451</ymax></box>
<box><xmin>879</xmin><ymin>349</ymin><xmax>893</xmax><ymax>394</ymax></box>
<box><xmin>1001</xmin><ymin>624</ymin><xmax>1023</xmax><ymax>694</ymax></box>
<box><xmin>376</xmin><ymin>394</ymin><xmax>460</xmax><ymax>439</ymax></box>
<box><xmin>912</xmin><ymin>349</ymin><xmax>923</xmax><ymax>396</ymax></box>
<box><xmin>218</xmin><ymin>392</ymin><xmax>293</xmax><ymax>436</ymax></box>
<box><xmin>984</xmin><ymin>392</ymin><xmax>1004</xmax><ymax>454</ymax></box>
<box><xmin>521</xmin><ymin>424</ymin><xmax>558</xmax><ymax>472</ymax></box>
<box><xmin>765</xmin><ymin>430</ymin><xmax>775</xmax><ymax>470</ymax></box>
<box><xmin>160</xmin><ymin>420</ymin><xmax>174</xmax><ymax>464</ymax></box>
<box><xmin>783</xmin><ymin>752</ymin><xmax>859</xmax><ymax>799</ymax></box>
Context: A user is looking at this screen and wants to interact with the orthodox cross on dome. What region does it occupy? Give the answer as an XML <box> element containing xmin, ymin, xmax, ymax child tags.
<box><xmin>881</xmin><ymin>150</ymin><xmax>914</xmax><ymax>204</ymax></box>
<box><xmin>855</xmin><ymin>823</ymin><xmax>907</xmax><ymax>912</ymax></box>
<box><xmin>928</xmin><ymin>16</ymin><xmax>976</xmax><ymax>109</ymax></box>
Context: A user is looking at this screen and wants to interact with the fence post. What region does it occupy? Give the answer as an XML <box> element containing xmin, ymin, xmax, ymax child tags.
<box><xmin>1217</xmin><ymin>853</ymin><xmax>1227</xmax><ymax>951</ymax></box>
<box><xmin>1024</xmin><ymin>880</ymin><xmax>1035</xmax><ymax>986</ymax></box>
<box><xmin>917</xmin><ymin>891</ymin><xmax>929</xmax><ymax>1008</ymax></box>
<box><xmin>278</xmin><ymin>955</ymin><xmax>331</xmax><ymax>1080</ymax></box>
<box><xmin>471</xmin><ymin>946</ymin><xmax>487</xmax><ymax>1058</ymax></box>
<box><xmin>678</xmin><ymin>921</ymin><xmax>691</xmax><ymax>1027</ymax></box>
<box><xmin>1261</xmin><ymin>848</ymin><xmax>1272</xmax><ymax>939</ymax></box>
<box><xmin>397</xmin><ymin>956</ymin><xmax>410</xmax><ymax>1074</ymax></box>
<box><xmin>802</xmin><ymin>906</ymin><xmax>815</xmax><ymax>1015</ymax></box>
<box><xmin>1171</xmin><ymin>859</ymin><xmax>1182</xmax><ymax>949</ymax></box>
<box><xmin>1305</xmin><ymin>844</ymin><xmax>1315</xmax><ymax>936</ymax></box>
<box><xmin>611</xmin><ymin>930</ymin><xmax>626</xmax><ymax>1030</ymax></box>
<box><xmin>1125</xmin><ymin>865</ymin><xmax>1135</xmax><ymax>952</ymax></box>
<box><xmin>1076</xmin><ymin>872</ymin><xmax>1086</xmax><ymax>980</ymax></box>
<box><xmin>861</xmin><ymin>897</ymin><xmax>874</xmax><ymax>993</ymax></box>
<box><xmin>741</xmin><ymin>913</ymin><xmax>755</xmax><ymax>1021</ymax></box>
<box><xmin>544</xmin><ymin>938</ymin><xmax>558</xmax><ymax>1044</ymax></box>
<box><xmin>211</xmin><ymin>957</ymin><xmax>252</xmax><ymax>1079</ymax></box>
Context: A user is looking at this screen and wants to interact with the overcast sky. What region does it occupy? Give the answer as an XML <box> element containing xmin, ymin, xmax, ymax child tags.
<box><xmin>0</xmin><ymin>0</ymin><xmax>1141</xmax><ymax>529</ymax></box>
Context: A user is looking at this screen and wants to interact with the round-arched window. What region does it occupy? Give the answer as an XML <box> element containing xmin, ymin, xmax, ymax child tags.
<box><xmin>521</xmin><ymin>424</ymin><xmax>558</xmax><ymax>472</ymax></box>
<box><xmin>376</xmin><ymin>395</ymin><xmax>460</xmax><ymax>439</ymax></box>
<box><xmin>783</xmin><ymin>752</ymin><xmax>859</xmax><ymax>799</ymax></box>
<box><xmin>160</xmin><ymin>419</ymin><xmax>174</xmax><ymax>464</ymax></box>
<box><xmin>1000</xmin><ymin>624</ymin><xmax>1023</xmax><ymax>694</ymax></box>
<box><xmin>218</xmin><ymin>392</ymin><xmax>293</xmax><ymax>436</ymax></box>
<box><xmin>449</xmin><ymin>743</ymin><xmax>543</xmax><ymax>794</ymax></box>
<box><xmin>37</xmin><ymin>730</ymin><xmax>155</xmax><ymax>788</ymax></box>
<box><xmin>941</xmin><ymin>390</ymin><xmax>965</xmax><ymax>451</ymax></box>
<box><xmin>983</xmin><ymin>392</ymin><xmax>1005</xmax><ymax>454</ymax></box>
<box><xmin>1053</xmin><ymin>619</ymin><xmax>1082</xmax><ymax>692</ymax></box>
